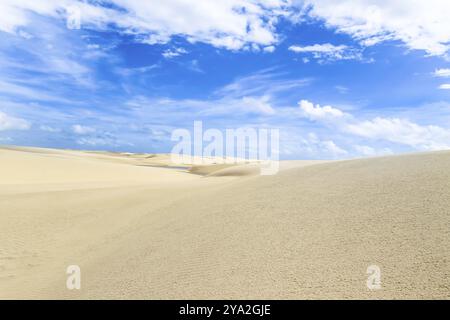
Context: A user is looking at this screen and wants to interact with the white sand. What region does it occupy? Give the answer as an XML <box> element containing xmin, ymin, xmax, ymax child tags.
<box><xmin>0</xmin><ymin>146</ymin><xmax>449</xmax><ymax>299</ymax></box>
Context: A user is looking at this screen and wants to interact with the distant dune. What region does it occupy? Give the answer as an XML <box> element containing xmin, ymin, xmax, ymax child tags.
<box><xmin>0</xmin><ymin>146</ymin><xmax>449</xmax><ymax>299</ymax></box>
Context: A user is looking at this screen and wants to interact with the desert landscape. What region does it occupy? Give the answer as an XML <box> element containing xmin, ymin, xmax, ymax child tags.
<box><xmin>0</xmin><ymin>145</ymin><xmax>449</xmax><ymax>299</ymax></box>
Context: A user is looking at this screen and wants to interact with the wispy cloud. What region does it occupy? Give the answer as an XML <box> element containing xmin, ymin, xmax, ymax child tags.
<box><xmin>72</xmin><ymin>124</ymin><xmax>96</xmax><ymax>135</ymax></box>
<box><xmin>335</xmin><ymin>86</ymin><xmax>349</xmax><ymax>94</ymax></box>
<box><xmin>162</xmin><ymin>47</ymin><xmax>188</xmax><ymax>59</ymax></box>
<box><xmin>353</xmin><ymin>145</ymin><xmax>393</xmax><ymax>157</ymax></box>
<box><xmin>299</xmin><ymin>133</ymin><xmax>347</xmax><ymax>158</ymax></box>
<box><xmin>76</xmin><ymin>135</ymin><xmax>132</xmax><ymax>147</ymax></box>
<box><xmin>39</xmin><ymin>125</ymin><xmax>61</xmax><ymax>133</ymax></box>
<box><xmin>0</xmin><ymin>111</ymin><xmax>30</xmax><ymax>131</ymax></box>
<box><xmin>289</xmin><ymin>43</ymin><xmax>362</xmax><ymax>62</ymax></box>
<box><xmin>0</xmin><ymin>79</ymin><xmax>73</xmax><ymax>103</ymax></box>
<box><xmin>216</xmin><ymin>69</ymin><xmax>311</xmax><ymax>99</ymax></box>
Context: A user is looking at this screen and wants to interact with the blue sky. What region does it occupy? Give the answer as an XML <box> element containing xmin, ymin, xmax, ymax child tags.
<box><xmin>1</xmin><ymin>0</ymin><xmax>450</xmax><ymax>159</ymax></box>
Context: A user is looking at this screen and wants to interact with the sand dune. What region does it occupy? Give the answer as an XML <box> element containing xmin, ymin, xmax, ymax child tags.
<box><xmin>189</xmin><ymin>161</ymin><xmax>328</xmax><ymax>177</ymax></box>
<box><xmin>0</xmin><ymin>146</ymin><xmax>449</xmax><ymax>299</ymax></box>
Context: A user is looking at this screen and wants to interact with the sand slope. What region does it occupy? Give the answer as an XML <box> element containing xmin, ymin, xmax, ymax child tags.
<box><xmin>0</xmin><ymin>146</ymin><xmax>449</xmax><ymax>299</ymax></box>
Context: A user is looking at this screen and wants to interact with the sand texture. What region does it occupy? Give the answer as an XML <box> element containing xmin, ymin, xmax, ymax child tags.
<box><xmin>0</xmin><ymin>146</ymin><xmax>449</xmax><ymax>299</ymax></box>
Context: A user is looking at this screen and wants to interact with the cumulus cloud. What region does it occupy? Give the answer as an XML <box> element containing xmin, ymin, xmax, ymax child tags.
<box><xmin>0</xmin><ymin>111</ymin><xmax>30</xmax><ymax>131</ymax></box>
<box><xmin>345</xmin><ymin>117</ymin><xmax>450</xmax><ymax>150</ymax></box>
<box><xmin>434</xmin><ymin>68</ymin><xmax>450</xmax><ymax>77</ymax></box>
<box><xmin>289</xmin><ymin>43</ymin><xmax>362</xmax><ymax>61</ymax></box>
<box><xmin>299</xmin><ymin>99</ymin><xmax>345</xmax><ymax>121</ymax></box>
<box><xmin>2</xmin><ymin>0</ymin><xmax>450</xmax><ymax>57</ymax></box>
<box><xmin>3</xmin><ymin>1</ymin><xmax>449</xmax><ymax>57</ymax></box>
<box><xmin>0</xmin><ymin>0</ymin><xmax>290</xmax><ymax>51</ymax></box>
<box><xmin>426</xmin><ymin>69</ymin><xmax>450</xmax><ymax>90</ymax></box>
<box><xmin>299</xmin><ymin>99</ymin><xmax>450</xmax><ymax>151</ymax></box>
<box><xmin>302</xmin><ymin>0</ymin><xmax>450</xmax><ymax>56</ymax></box>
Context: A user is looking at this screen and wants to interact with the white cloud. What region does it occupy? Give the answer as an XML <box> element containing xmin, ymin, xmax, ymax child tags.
<box><xmin>187</xmin><ymin>60</ymin><xmax>203</xmax><ymax>73</ymax></box>
<box><xmin>71</xmin><ymin>126</ymin><xmax>133</xmax><ymax>147</ymax></box>
<box><xmin>434</xmin><ymin>68</ymin><xmax>450</xmax><ymax>77</ymax></box>
<box><xmin>299</xmin><ymin>99</ymin><xmax>450</xmax><ymax>151</ymax></box>
<box><xmin>299</xmin><ymin>133</ymin><xmax>347</xmax><ymax>158</ymax></box>
<box><xmin>0</xmin><ymin>111</ymin><xmax>30</xmax><ymax>131</ymax></box>
<box><xmin>0</xmin><ymin>11</ymin><xmax>98</xmax><ymax>109</ymax></box>
<box><xmin>40</xmin><ymin>125</ymin><xmax>61</xmax><ymax>133</ymax></box>
<box><xmin>335</xmin><ymin>85</ymin><xmax>349</xmax><ymax>94</ymax></box>
<box><xmin>299</xmin><ymin>99</ymin><xmax>345</xmax><ymax>121</ymax></box>
<box><xmin>76</xmin><ymin>134</ymin><xmax>134</xmax><ymax>147</ymax></box>
<box><xmin>240</xmin><ymin>96</ymin><xmax>275</xmax><ymax>115</ymax></box>
<box><xmin>354</xmin><ymin>145</ymin><xmax>393</xmax><ymax>157</ymax></box>
<box><xmin>125</xmin><ymin>70</ymin><xmax>309</xmax><ymax>118</ymax></box>
<box><xmin>439</xmin><ymin>84</ymin><xmax>450</xmax><ymax>90</ymax></box>
<box><xmin>322</xmin><ymin>140</ymin><xmax>347</xmax><ymax>155</ymax></box>
<box><xmin>48</xmin><ymin>57</ymin><xmax>89</xmax><ymax>77</ymax></box>
<box><xmin>76</xmin><ymin>137</ymin><xmax>113</xmax><ymax>147</ymax></box>
<box><xmin>162</xmin><ymin>47</ymin><xmax>188</xmax><ymax>59</ymax></box>
<box><xmin>146</xmin><ymin>95</ymin><xmax>276</xmax><ymax>117</ymax></box>
<box><xmin>217</xmin><ymin>69</ymin><xmax>310</xmax><ymax>98</ymax></box>
<box><xmin>289</xmin><ymin>43</ymin><xmax>362</xmax><ymax>61</ymax></box>
<box><xmin>72</xmin><ymin>124</ymin><xmax>96</xmax><ymax>135</ymax></box>
<box><xmin>115</xmin><ymin>64</ymin><xmax>159</xmax><ymax>77</ymax></box>
<box><xmin>263</xmin><ymin>45</ymin><xmax>276</xmax><ymax>53</ymax></box>
<box><xmin>0</xmin><ymin>0</ymin><xmax>291</xmax><ymax>51</ymax></box>
<box><xmin>0</xmin><ymin>80</ymin><xmax>72</xmax><ymax>103</ymax></box>
<box><xmin>302</xmin><ymin>0</ymin><xmax>450</xmax><ymax>56</ymax></box>
<box><xmin>0</xmin><ymin>1</ymin><xmax>61</xmax><ymax>33</ymax></box>
<box><xmin>345</xmin><ymin>117</ymin><xmax>450</xmax><ymax>151</ymax></box>
<box><xmin>289</xmin><ymin>43</ymin><xmax>346</xmax><ymax>53</ymax></box>
<box><xmin>3</xmin><ymin>1</ymin><xmax>450</xmax><ymax>57</ymax></box>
